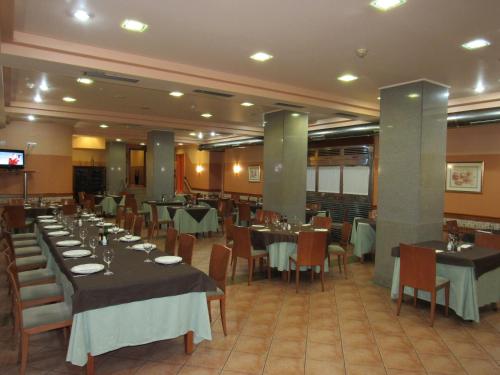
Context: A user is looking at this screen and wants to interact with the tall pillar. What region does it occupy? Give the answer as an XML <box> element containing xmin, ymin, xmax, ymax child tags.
<box><xmin>263</xmin><ymin>110</ymin><xmax>308</xmax><ymax>222</ymax></box>
<box><xmin>146</xmin><ymin>131</ymin><xmax>175</xmax><ymax>200</ymax></box>
<box><xmin>374</xmin><ymin>80</ymin><xmax>449</xmax><ymax>287</ymax></box>
<box><xmin>106</xmin><ymin>141</ymin><xmax>126</xmax><ymax>194</ymax></box>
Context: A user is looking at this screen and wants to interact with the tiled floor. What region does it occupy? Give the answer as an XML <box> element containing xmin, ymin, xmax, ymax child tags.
<box><xmin>1</xmin><ymin>232</ymin><xmax>499</xmax><ymax>374</ymax></box>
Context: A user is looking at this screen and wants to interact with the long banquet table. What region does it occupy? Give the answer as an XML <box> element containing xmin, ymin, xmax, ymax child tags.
<box><xmin>36</xmin><ymin>218</ymin><xmax>216</xmax><ymax>372</ymax></box>
<box><xmin>390</xmin><ymin>240</ymin><xmax>500</xmax><ymax>322</ymax></box>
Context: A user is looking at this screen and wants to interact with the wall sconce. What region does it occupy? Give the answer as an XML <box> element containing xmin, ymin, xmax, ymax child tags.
<box><xmin>233</xmin><ymin>164</ymin><xmax>242</xmax><ymax>174</ymax></box>
<box><xmin>195</xmin><ymin>165</ymin><xmax>204</xmax><ymax>174</ymax></box>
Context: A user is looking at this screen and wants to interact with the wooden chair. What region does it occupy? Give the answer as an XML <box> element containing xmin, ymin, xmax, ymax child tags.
<box><xmin>165</xmin><ymin>227</ymin><xmax>178</xmax><ymax>255</ymax></box>
<box><xmin>78</xmin><ymin>191</ymin><xmax>86</xmax><ymax>205</ymax></box>
<box><xmin>231</xmin><ymin>226</ymin><xmax>270</xmax><ymax>285</ymax></box>
<box><xmin>132</xmin><ymin>215</ymin><xmax>143</xmax><ymax>237</ymax></box>
<box><xmin>2</xmin><ymin>233</ymin><xmax>41</xmax><ymax>258</ymax></box>
<box><xmin>263</xmin><ymin>210</ymin><xmax>281</xmax><ymax>224</ymax></box>
<box><xmin>9</xmin><ymin>198</ymin><xmax>25</xmax><ymax>205</ymax></box>
<box><xmin>254</xmin><ymin>209</ymin><xmax>265</xmax><ymax>224</ymax></box>
<box><xmin>61</xmin><ymin>198</ymin><xmax>75</xmax><ymax>206</ymax></box>
<box><xmin>124</xmin><ymin>211</ymin><xmax>135</xmax><ymax>231</ymax></box>
<box><xmin>6</xmin><ymin>264</ymin><xmax>72</xmax><ymax>375</ymax></box>
<box><xmin>207</xmin><ymin>244</ymin><xmax>231</xmax><ymax>336</ymax></box>
<box><xmin>61</xmin><ymin>204</ymin><xmax>77</xmax><ymax>215</ymax></box>
<box><xmin>2</xmin><ymin>249</ymin><xmax>55</xmax><ymax>287</ymax></box>
<box><xmin>3</xmin><ymin>205</ymin><xmax>33</xmax><ymax>232</ymax></box>
<box><xmin>115</xmin><ymin>207</ymin><xmax>125</xmax><ymax>227</ymax></box>
<box><xmin>327</xmin><ymin>222</ymin><xmax>351</xmax><ymax>278</ymax></box>
<box><xmin>396</xmin><ymin>243</ymin><xmax>450</xmax><ymax>326</ymax></box>
<box><xmin>237</xmin><ymin>203</ymin><xmax>252</xmax><ymax>226</ymax></box>
<box><xmin>178</xmin><ymin>234</ymin><xmax>195</xmax><ymax>265</ymax></box>
<box><xmin>446</xmin><ymin>220</ymin><xmax>460</xmax><ymax>237</ymax></box>
<box><xmin>3</xmin><ymin>242</ymin><xmax>47</xmax><ymax>272</ymax></box>
<box><xmin>288</xmin><ymin>231</ymin><xmax>328</xmax><ymax>292</ymax></box>
<box><xmin>311</xmin><ymin>216</ymin><xmax>332</xmax><ymax>229</ymax></box>
<box><xmin>223</xmin><ymin>217</ymin><xmax>234</xmax><ymax>247</ymax></box>
<box><xmin>82</xmin><ymin>198</ymin><xmax>95</xmax><ymax>212</ymax></box>
<box><xmin>475</xmin><ymin>231</ymin><xmax>500</xmax><ymax>250</ymax></box>
<box><xmin>148</xmin><ymin>203</ymin><xmax>169</xmax><ymax>239</ymax></box>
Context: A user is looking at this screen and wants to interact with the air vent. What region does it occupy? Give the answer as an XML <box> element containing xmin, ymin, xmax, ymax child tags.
<box><xmin>274</xmin><ymin>102</ymin><xmax>304</xmax><ymax>109</ymax></box>
<box><xmin>84</xmin><ymin>71</ymin><xmax>139</xmax><ymax>83</ymax></box>
<box><xmin>193</xmin><ymin>89</ymin><xmax>234</xmax><ymax>98</ymax></box>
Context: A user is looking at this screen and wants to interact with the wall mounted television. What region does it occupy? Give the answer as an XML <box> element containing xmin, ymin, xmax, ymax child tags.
<box><xmin>0</xmin><ymin>149</ymin><xmax>25</xmax><ymax>169</ymax></box>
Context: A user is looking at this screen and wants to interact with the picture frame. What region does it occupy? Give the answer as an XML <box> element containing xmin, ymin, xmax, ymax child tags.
<box><xmin>248</xmin><ymin>165</ymin><xmax>261</xmax><ymax>182</ymax></box>
<box><xmin>445</xmin><ymin>161</ymin><xmax>484</xmax><ymax>193</ymax></box>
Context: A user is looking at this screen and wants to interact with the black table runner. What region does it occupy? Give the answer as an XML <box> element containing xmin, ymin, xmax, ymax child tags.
<box><xmin>167</xmin><ymin>206</ymin><xmax>211</xmax><ymax>223</ymax></box>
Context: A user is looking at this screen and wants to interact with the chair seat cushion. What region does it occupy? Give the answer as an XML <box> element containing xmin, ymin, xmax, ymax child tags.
<box><xmin>25</xmin><ymin>218</ymin><xmax>35</xmax><ymax>226</ymax></box>
<box><xmin>22</xmin><ymin>302</ymin><xmax>71</xmax><ymax>329</ymax></box>
<box><xmin>20</xmin><ymin>283</ymin><xmax>63</xmax><ymax>302</ymax></box>
<box><xmin>14</xmin><ymin>239</ymin><xmax>39</xmax><ymax>248</ymax></box>
<box><xmin>328</xmin><ymin>244</ymin><xmax>345</xmax><ymax>254</ymax></box>
<box><xmin>206</xmin><ymin>287</ymin><xmax>224</xmax><ymax>298</ymax></box>
<box><xmin>436</xmin><ymin>276</ymin><xmax>449</xmax><ymax>286</ymax></box>
<box><xmin>251</xmin><ymin>249</ymin><xmax>267</xmax><ymax>257</ymax></box>
<box><xmin>16</xmin><ymin>255</ymin><xmax>47</xmax><ymax>268</ymax></box>
<box><xmin>18</xmin><ymin>268</ymin><xmax>54</xmax><ymax>284</ymax></box>
<box><xmin>14</xmin><ymin>246</ymin><xmax>42</xmax><ymax>257</ymax></box>
<box><xmin>11</xmin><ymin>233</ymin><xmax>36</xmax><ymax>240</ymax></box>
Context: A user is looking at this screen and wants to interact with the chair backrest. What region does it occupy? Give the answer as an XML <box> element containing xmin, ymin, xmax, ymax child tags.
<box><xmin>115</xmin><ymin>207</ymin><xmax>125</xmax><ymax>226</ymax></box>
<box><xmin>446</xmin><ymin>220</ymin><xmax>459</xmax><ymax>235</ymax></box>
<box><xmin>6</xmin><ymin>262</ymin><xmax>24</xmax><ymax>329</ymax></box>
<box><xmin>232</xmin><ymin>225</ymin><xmax>252</xmax><ymax>258</ymax></box>
<box><xmin>124</xmin><ymin>211</ymin><xmax>135</xmax><ymax>231</ymax></box>
<box><xmin>311</xmin><ymin>216</ymin><xmax>332</xmax><ymax>229</ymax></box>
<box><xmin>340</xmin><ymin>222</ymin><xmax>352</xmax><ymax>246</ymax></box>
<box><xmin>178</xmin><ymin>233</ymin><xmax>195</xmax><ymax>265</ymax></box>
<box><xmin>264</xmin><ymin>210</ymin><xmax>281</xmax><ymax>224</ymax></box>
<box><xmin>296</xmin><ymin>231</ymin><xmax>328</xmax><ymax>266</ymax></box>
<box><xmin>150</xmin><ymin>203</ymin><xmax>159</xmax><ymax>224</ymax></box>
<box><xmin>62</xmin><ymin>198</ymin><xmax>75</xmax><ymax>206</ymax></box>
<box><xmin>62</xmin><ymin>204</ymin><xmax>77</xmax><ymax>215</ymax></box>
<box><xmin>78</xmin><ymin>191</ymin><xmax>86</xmax><ymax>204</ymax></box>
<box><xmin>475</xmin><ymin>231</ymin><xmax>500</xmax><ymax>250</ymax></box>
<box><xmin>399</xmin><ymin>243</ymin><xmax>436</xmax><ymax>292</ymax></box>
<box><xmin>237</xmin><ymin>203</ymin><xmax>251</xmax><ymax>222</ymax></box>
<box><xmin>125</xmin><ymin>196</ymin><xmax>138</xmax><ymax>214</ymax></box>
<box><xmin>224</xmin><ymin>217</ymin><xmax>234</xmax><ymax>243</ymax></box>
<box><xmin>9</xmin><ymin>198</ymin><xmax>25</xmax><ymax>205</ymax></box>
<box><xmin>132</xmin><ymin>215</ymin><xmax>143</xmax><ymax>236</ymax></box>
<box><xmin>3</xmin><ymin>205</ymin><xmax>26</xmax><ymax>230</ymax></box>
<box><xmin>165</xmin><ymin>227</ymin><xmax>178</xmax><ymax>255</ymax></box>
<box><xmin>83</xmin><ymin>198</ymin><xmax>95</xmax><ymax>211</ymax></box>
<box><xmin>254</xmin><ymin>209</ymin><xmax>264</xmax><ymax>224</ymax></box>
<box><xmin>209</xmin><ymin>244</ymin><xmax>231</xmax><ymax>291</ymax></box>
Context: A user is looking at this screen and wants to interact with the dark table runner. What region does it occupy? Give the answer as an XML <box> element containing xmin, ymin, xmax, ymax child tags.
<box><xmin>145</xmin><ymin>200</ymin><xmax>185</xmax><ymax>207</ymax></box>
<box><xmin>167</xmin><ymin>206</ymin><xmax>210</xmax><ymax>223</ymax></box>
<box><xmin>94</xmin><ymin>195</ymin><xmax>104</xmax><ymax>205</ymax></box>
<box><xmin>391</xmin><ymin>240</ymin><xmax>500</xmax><ymax>279</ymax></box>
<box><xmin>198</xmin><ymin>199</ymin><xmax>219</xmax><ymax>209</ymax></box>
<box><xmin>250</xmin><ymin>226</ymin><xmax>333</xmax><ymax>250</ymax></box>
<box><xmin>39</xmin><ymin>222</ymin><xmax>216</xmax><ymax>314</ymax></box>
<box><xmin>25</xmin><ymin>207</ymin><xmax>56</xmax><ymax>218</ymax></box>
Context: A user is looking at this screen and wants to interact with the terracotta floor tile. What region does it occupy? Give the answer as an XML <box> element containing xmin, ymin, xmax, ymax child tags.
<box><xmin>96</xmin><ymin>357</ymin><xmax>145</xmax><ymax>375</ymax></box>
<box><xmin>178</xmin><ymin>365</ymin><xmax>222</xmax><ymax>375</ymax></box>
<box><xmin>418</xmin><ymin>353</ymin><xmax>466</xmax><ymax>374</ymax></box>
<box><xmin>375</xmin><ymin>334</ymin><xmax>413</xmax><ymax>352</ymax></box>
<box><xmin>458</xmin><ymin>357</ymin><xmax>500</xmax><ymax>375</ymax></box>
<box><xmin>234</xmin><ymin>335</ymin><xmax>272</xmax><ymax>355</ymax></box>
<box><xmin>269</xmin><ymin>338</ymin><xmax>306</xmax><ymax>359</ymax></box>
<box><xmin>241</xmin><ymin>321</ymin><xmax>276</xmax><ymax>338</ymax></box>
<box><xmin>342</xmin><ymin>332</ymin><xmax>376</xmax><ymax>349</ymax></box>
<box><xmin>306</xmin><ymin>341</ymin><xmax>343</xmax><ymax>362</ymax></box>
<box><xmin>186</xmin><ymin>348</ymin><xmax>230</xmax><ymax>370</ymax></box>
<box><xmin>223</xmin><ymin>351</ymin><xmax>267</xmax><ymax>374</ymax></box>
<box><xmin>274</xmin><ymin>325</ymin><xmax>308</xmax><ymax>341</ymax></box>
<box><xmin>344</xmin><ymin>346</ymin><xmax>382</xmax><ymax>367</ymax></box>
<box><xmin>410</xmin><ymin>336</ymin><xmax>450</xmax><ymax>355</ymax></box>
<box><xmin>264</xmin><ymin>356</ymin><xmax>305</xmax><ymax>375</ymax></box>
<box><xmin>482</xmin><ymin>342</ymin><xmax>500</xmax><ymax>361</ymax></box>
<box><xmin>305</xmin><ymin>359</ymin><xmax>345</xmax><ymax>375</ymax></box>
<box><xmin>346</xmin><ymin>364</ymin><xmax>387</xmax><ymax>375</ymax></box>
<box><xmin>380</xmin><ymin>349</ymin><xmax>424</xmax><ymax>371</ymax></box>
<box><xmin>135</xmin><ymin>361</ymin><xmax>181</xmax><ymax>375</ymax></box>
<box><xmin>308</xmin><ymin>328</ymin><xmax>340</xmax><ymax>344</ymax></box>
<box><xmin>445</xmin><ymin>339</ymin><xmax>489</xmax><ymax>359</ymax></box>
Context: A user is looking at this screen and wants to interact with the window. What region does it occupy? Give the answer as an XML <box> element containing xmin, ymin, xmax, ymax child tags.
<box><xmin>318</xmin><ymin>166</ymin><xmax>341</xmax><ymax>193</ymax></box>
<box><xmin>306</xmin><ymin>167</ymin><xmax>316</xmax><ymax>191</ymax></box>
<box><xmin>343</xmin><ymin>166</ymin><xmax>370</xmax><ymax>195</ymax></box>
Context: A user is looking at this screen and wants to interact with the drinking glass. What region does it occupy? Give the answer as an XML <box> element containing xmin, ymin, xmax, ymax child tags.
<box><xmin>80</xmin><ymin>228</ymin><xmax>88</xmax><ymax>248</ymax></box>
<box><xmin>68</xmin><ymin>221</ymin><xmax>74</xmax><ymax>237</ymax></box>
<box><xmin>103</xmin><ymin>248</ymin><xmax>114</xmax><ymax>275</ymax></box>
<box><xmin>89</xmin><ymin>237</ymin><xmax>98</xmax><ymax>258</ymax></box>
<box><xmin>112</xmin><ymin>224</ymin><xmax>120</xmax><ymax>241</ymax></box>
<box><xmin>143</xmin><ymin>242</ymin><xmax>153</xmax><ymax>263</ymax></box>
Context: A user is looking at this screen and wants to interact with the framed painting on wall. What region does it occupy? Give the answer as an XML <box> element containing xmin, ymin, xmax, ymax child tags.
<box><xmin>446</xmin><ymin>161</ymin><xmax>484</xmax><ymax>193</ymax></box>
<box><xmin>248</xmin><ymin>166</ymin><xmax>261</xmax><ymax>182</ymax></box>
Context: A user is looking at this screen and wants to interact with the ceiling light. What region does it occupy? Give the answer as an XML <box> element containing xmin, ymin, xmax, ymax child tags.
<box><xmin>116</xmin><ymin>138</ymin><xmax>122</xmax><ymax>142</ymax></box>
<box><xmin>201</xmin><ymin>113</ymin><xmax>212</xmax><ymax>118</ymax></box>
<box><xmin>291</xmin><ymin>113</ymin><xmax>300</xmax><ymax>117</ymax></box>
<box><xmin>462</xmin><ymin>38</ymin><xmax>491</xmax><ymax>50</ymax></box>
<box><xmin>77</xmin><ymin>77</ymin><xmax>94</xmax><ymax>85</ymax></box>
<box><xmin>250</xmin><ymin>52</ymin><xmax>273</xmax><ymax>62</ymax></box>
<box><xmin>178</xmin><ymin>143</ymin><xmax>184</xmax><ymax>146</ymax></box>
<box><xmin>169</xmin><ymin>91</ymin><xmax>184</xmax><ymax>97</ymax></box>
<box><xmin>197</xmin><ymin>132</ymin><xmax>204</xmax><ymax>139</ymax></box>
<box><xmin>39</xmin><ymin>82</ymin><xmax>49</xmax><ymax>92</ymax></box>
<box><xmin>241</xmin><ymin>102</ymin><xmax>254</xmax><ymax>107</ymax></box>
<box><xmin>62</xmin><ymin>96</ymin><xmax>77</xmax><ymax>102</ymax></box>
<box><xmin>338</xmin><ymin>74</ymin><xmax>358</xmax><ymax>82</ymax></box>
<box><xmin>33</xmin><ymin>93</ymin><xmax>42</xmax><ymax>103</ymax></box>
<box><xmin>233</xmin><ymin>164</ymin><xmax>242</xmax><ymax>174</ymax></box>
<box><xmin>27</xmin><ymin>115</ymin><xmax>36</xmax><ymax>121</ymax></box>
<box><xmin>195</xmin><ymin>165</ymin><xmax>204</xmax><ymax>173</ymax></box>
<box><xmin>474</xmin><ymin>82</ymin><xmax>485</xmax><ymax>94</ymax></box>
<box><xmin>210</xmin><ymin>131</ymin><xmax>216</xmax><ymax>137</ymax></box>
<box><xmin>121</xmin><ymin>19</ymin><xmax>148</xmax><ymax>32</ymax></box>
<box><xmin>408</xmin><ymin>93</ymin><xmax>420</xmax><ymax>98</ymax></box>
<box><xmin>99</xmin><ymin>124</ymin><xmax>109</xmax><ymax>128</ymax></box>
<box><xmin>139</xmin><ymin>142</ymin><xmax>145</xmax><ymax>146</ymax></box>
<box><xmin>377</xmin><ymin>96</ymin><xmax>381</xmax><ymax>100</ymax></box>
<box><xmin>73</xmin><ymin>10</ymin><xmax>90</xmax><ymax>22</ymax></box>
<box><xmin>189</xmin><ymin>132</ymin><xmax>196</xmax><ymax>136</ymax></box>
<box><xmin>370</xmin><ymin>0</ymin><xmax>406</xmax><ymax>11</ymax></box>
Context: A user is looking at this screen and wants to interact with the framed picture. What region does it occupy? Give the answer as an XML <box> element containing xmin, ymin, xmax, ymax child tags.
<box><xmin>248</xmin><ymin>165</ymin><xmax>261</xmax><ymax>182</ymax></box>
<box><xmin>446</xmin><ymin>162</ymin><xmax>484</xmax><ymax>193</ymax></box>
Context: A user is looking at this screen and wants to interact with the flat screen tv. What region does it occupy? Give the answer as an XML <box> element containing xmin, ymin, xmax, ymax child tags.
<box><xmin>0</xmin><ymin>149</ymin><xmax>25</xmax><ymax>169</ymax></box>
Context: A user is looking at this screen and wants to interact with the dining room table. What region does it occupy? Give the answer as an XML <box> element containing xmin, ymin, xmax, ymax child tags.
<box><xmin>197</xmin><ymin>198</ymin><xmax>219</xmax><ymax>208</ymax></box>
<box><xmin>35</xmin><ymin>217</ymin><xmax>216</xmax><ymax>374</ymax></box>
<box><xmin>95</xmin><ymin>195</ymin><xmax>124</xmax><ymax>215</ymax></box>
<box><xmin>390</xmin><ymin>240</ymin><xmax>500</xmax><ymax>322</ymax></box>
<box><xmin>350</xmin><ymin>217</ymin><xmax>376</xmax><ymax>259</ymax></box>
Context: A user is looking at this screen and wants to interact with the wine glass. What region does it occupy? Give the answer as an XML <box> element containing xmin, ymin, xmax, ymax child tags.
<box><xmin>112</xmin><ymin>224</ymin><xmax>120</xmax><ymax>241</ymax></box>
<box><xmin>89</xmin><ymin>237</ymin><xmax>98</xmax><ymax>258</ymax></box>
<box><xmin>103</xmin><ymin>248</ymin><xmax>114</xmax><ymax>275</ymax></box>
<box><xmin>67</xmin><ymin>220</ymin><xmax>74</xmax><ymax>237</ymax></box>
<box><xmin>143</xmin><ymin>242</ymin><xmax>153</xmax><ymax>263</ymax></box>
<box><xmin>80</xmin><ymin>228</ymin><xmax>88</xmax><ymax>248</ymax></box>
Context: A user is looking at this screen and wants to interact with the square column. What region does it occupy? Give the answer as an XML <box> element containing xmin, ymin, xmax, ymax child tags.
<box><xmin>106</xmin><ymin>141</ymin><xmax>127</xmax><ymax>194</ymax></box>
<box><xmin>146</xmin><ymin>131</ymin><xmax>175</xmax><ymax>200</ymax></box>
<box><xmin>263</xmin><ymin>110</ymin><xmax>308</xmax><ymax>222</ymax></box>
<box><xmin>374</xmin><ymin>80</ymin><xmax>449</xmax><ymax>286</ymax></box>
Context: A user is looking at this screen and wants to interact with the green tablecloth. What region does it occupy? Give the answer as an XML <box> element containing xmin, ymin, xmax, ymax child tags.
<box><xmin>266</xmin><ymin>242</ymin><xmax>329</xmax><ymax>273</ymax></box>
<box><xmin>172</xmin><ymin>208</ymin><xmax>218</xmax><ymax>234</ymax></box>
<box><xmin>36</xmin><ymin>229</ymin><xmax>212</xmax><ymax>367</ymax></box>
<box><xmin>142</xmin><ymin>203</ymin><xmax>171</xmax><ymax>222</ymax></box>
<box><xmin>391</xmin><ymin>258</ymin><xmax>500</xmax><ymax>322</ymax></box>
<box><xmin>100</xmin><ymin>196</ymin><xmax>125</xmax><ymax>215</ymax></box>
<box><xmin>350</xmin><ymin>217</ymin><xmax>376</xmax><ymax>257</ymax></box>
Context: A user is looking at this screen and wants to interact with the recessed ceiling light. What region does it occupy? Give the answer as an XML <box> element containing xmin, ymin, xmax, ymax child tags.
<box><xmin>474</xmin><ymin>82</ymin><xmax>485</xmax><ymax>94</ymax></box>
<box><xmin>62</xmin><ymin>96</ymin><xmax>77</xmax><ymax>102</ymax></box>
<box><xmin>169</xmin><ymin>91</ymin><xmax>184</xmax><ymax>97</ymax></box>
<box><xmin>77</xmin><ymin>77</ymin><xmax>94</xmax><ymax>85</ymax></box>
<box><xmin>370</xmin><ymin>0</ymin><xmax>406</xmax><ymax>11</ymax></box>
<box><xmin>73</xmin><ymin>10</ymin><xmax>90</xmax><ymax>22</ymax></box>
<box><xmin>250</xmin><ymin>52</ymin><xmax>273</xmax><ymax>62</ymax></box>
<box><xmin>338</xmin><ymin>74</ymin><xmax>358</xmax><ymax>82</ymax></box>
<box><xmin>408</xmin><ymin>93</ymin><xmax>420</xmax><ymax>98</ymax></box>
<box><xmin>33</xmin><ymin>93</ymin><xmax>42</xmax><ymax>103</ymax></box>
<box><xmin>377</xmin><ymin>96</ymin><xmax>381</xmax><ymax>100</ymax></box>
<box><xmin>139</xmin><ymin>142</ymin><xmax>145</xmax><ymax>146</ymax></box>
<box><xmin>201</xmin><ymin>113</ymin><xmax>212</xmax><ymax>118</ymax></box>
<box><xmin>291</xmin><ymin>113</ymin><xmax>300</xmax><ymax>117</ymax></box>
<box><xmin>197</xmin><ymin>132</ymin><xmax>204</xmax><ymax>139</ymax></box>
<box><xmin>39</xmin><ymin>82</ymin><xmax>49</xmax><ymax>92</ymax></box>
<box><xmin>241</xmin><ymin>102</ymin><xmax>254</xmax><ymax>107</ymax></box>
<box><xmin>189</xmin><ymin>132</ymin><xmax>196</xmax><ymax>136</ymax></box>
<box><xmin>121</xmin><ymin>19</ymin><xmax>148</xmax><ymax>32</ymax></box>
<box><xmin>210</xmin><ymin>131</ymin><xmax>216</xmax><ymax>136</ymax></box>
<box><xmin>178</xmin><ymin>143</ymin><xmax>184</xmax><ymax>146</ymax></box>
<box><xmin>462</xmin><ymin>38</ymin><xmax>491</xmax><ymax>50</ymax></box>
<box><xmin>99</xmin><ymin>124</ymin><xmax>109</xmax><ymax>128</ymax></box>
<box><xmin>27</xmin><ymin>115</ymin><xmax>36</xmax><ymax>121</ymax></box>
<box><xmin>116</xmin><ymin>138</ymin><xmax>122</xmax><ymax>142</ymax></box>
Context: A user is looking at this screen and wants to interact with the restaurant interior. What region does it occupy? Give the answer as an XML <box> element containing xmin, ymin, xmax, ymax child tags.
<box><xmin>0</xmin><ymin>1</ymin><xmax>499</xmax><ymax>374</ymax></box>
